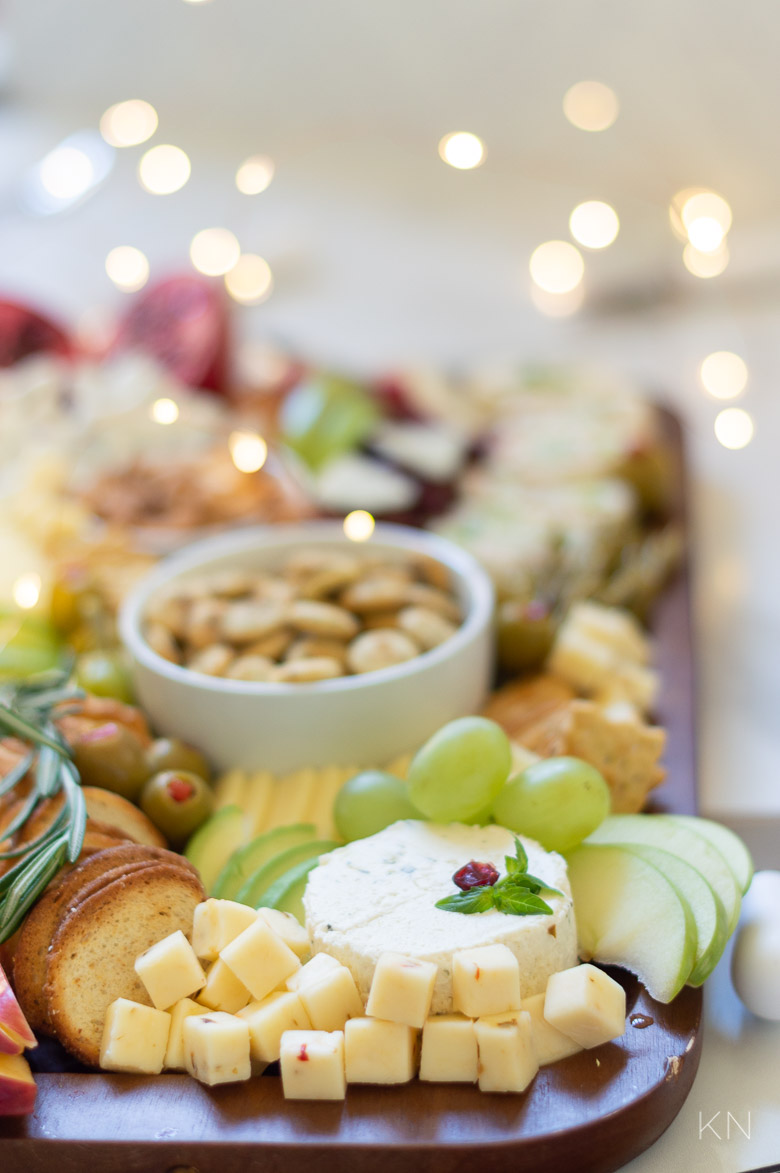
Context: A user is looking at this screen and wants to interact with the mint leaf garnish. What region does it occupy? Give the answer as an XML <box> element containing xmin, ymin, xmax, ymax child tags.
<box><xmin>435</xmin><ymin>836</ymin><xmax>561</xmax><ymax>918</ymax></box>
<box><xmin>435</xmin><ymin>887</ymin><xmax>496</xmax><ymax>915</ymax></box>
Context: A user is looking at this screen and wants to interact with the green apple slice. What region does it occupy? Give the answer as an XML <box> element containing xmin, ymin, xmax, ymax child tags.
<box><xmin>664</xmin><ymin>815</ymin><xmax>754</xmax><ymax>895</ymax></box>
<box><xmin>256</xmin><ymin>857</ymin><xmax>323</xmax><ymax>923</ymax></box>
<box><xmin>586</xmin><ymin>814</ymin><xmax>742</xmax><ymax>934</ymax></box>
<box><xmin>237</xmin><ymin>839</ymin><xmax>340</xmax><ymax>908</ymax></box>
<box><xmin>184</xmin><ymin>805</ymin><xmax>248</xmax><ymax>894</ymax></box>
<box><xmin>617</xmin><ymin>843</ymin><xmax>727</xmax><ymax>985</ymax></box>
<box><xmin>566</xmin><ymin>843</ymin><xmax>697</xmax><ymax>1003</ymax></box>
<box><xmin>213</xmin><ymin>823</ymin><xmax>317</xmax><ymax>900</ymax></box>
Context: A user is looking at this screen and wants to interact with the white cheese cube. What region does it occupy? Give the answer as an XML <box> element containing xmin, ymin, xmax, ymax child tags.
<box><xmin>344</xmin><ymin>1017</ymin><xmax>417</xmax><ymax>1084</ymax></box>
<box><xmin>257</xmin><ymin>908</ymin><xmax>311</xmax><ymax>959</ymax></box>
<box><xmin>299</xmin><ymin>965</ymin><xmax>363</xmax><ymax>1031</ymax></box>
<box><xmin>474</xmin><ymin>1010</ymin><xmax>538</xmax><ymax>1094</ymax></box>
<box><xmin>543</xmin><ymin>964</ymin><xmax>626</xmax><ymax>1049</ymax></box>
<box><xmin>164</xmin><ymin>997</ymin><xmax>209</xmax><ymax>1071</ymax></box>
<box><xmin>192</xmin><ymin>899</ymin><xmax>259</xmax><ymax>961</ymax></box>
<box><xmin>452</xmin><ymin>944</ymin><xmax>521</xmax><ymax>1019</ymax></box>
<box><xmin>568</xmin><ymin>602</ymin><xmax>650</xmax><ymax>664</ymax></box>
<box><xmin>280</xmin><ymin>1029</ymin><xmax>346</xmax><ymax>1100</ymax></box>
<box><xmin>220</xmin><ymin>918</ymin><xmax>301</xmax><ymax>1001</ymax></box>
<box><xmin>134</xmin><ymin>929</ymin><xmax>206</xmax><ymax>1011</ymax></box>
<box><xmin>100</xmin><ymin>998</ymin><xmax>171</xmax><ymax>1075</ymax></box>
<box><xmin>197</xmin><ymin>958</ymin><xmax>252</xmax><ymax>1013</ymax></box>
<box><xmin>419</xmin><ymin>1014</ymin><xmax>478</xmax><ymax>1083</ymax></box>
<box><xmin>286</xmin><ymin>952</ymin><xmax>341</xmax><ymax>992</ymax></box>
<box><xmin>237</xmin><ymin>991</ymin><xmax>312</xmax><ymax>1063</ymax></box>
<box><xmin>522</xmin><ymin>992</ymin><xmax>582</xmax><ymax>1066</ymax></box>
<box><xmin>365</xmin><ymin>951</ymin><xmax>437</xmax><ymax>1029</ymax></box>
<box><xmin>183</xmin><ymin>1011</ymin><xmax>251</xmax><ymax>1086</ymax></box>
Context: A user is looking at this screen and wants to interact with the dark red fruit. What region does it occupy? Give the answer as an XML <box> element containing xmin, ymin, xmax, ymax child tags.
<box><xmin>111</xmin><ymin>275</ymin><xmax>230</xmax><ymax>393</ymax></box>
<box><xmin>452</xmin><ymin>860</ymin><xmax>499</xmax><ymax>891</ymax></box>
<box><xmin>0</xmin><ymin>300</ymin><xmax>72</xmax><ymax>367</ymax></box>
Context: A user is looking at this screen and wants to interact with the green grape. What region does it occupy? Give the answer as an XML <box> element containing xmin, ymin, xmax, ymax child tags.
<box><xmin>334</xmin><ymin>771</ymin><xmax>421</xmax><ymax>842</ymax></box>
<box><xmin>491</xmin><ymin>756</ymin><xmax>610</xmax><ymax>854</ymax></box>
<box><xmin>407</xmin><ymin>717</ymin><xmax>512</xmax><ymax>823</ymax></box>
<box><xmin>280</xmin><ymin>375</ymin><xmax>379</xmax><ymax>471</ymax></box>
<box><xmin>75</xmin><ymin>650</ymin><xmax>134</xmax><ymax>703</ymax></box>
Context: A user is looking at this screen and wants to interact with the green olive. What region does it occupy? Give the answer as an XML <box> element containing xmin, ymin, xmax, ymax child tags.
<box><xmin>145</xmin><ymin>738</ymin><xmax>211</xmax><ymax>782</ymax></box>
<box><xmin>140</xmin><ymin>770</ymin><xmax>214</xmax><ymax>847</ymax></box>
<box><xmin>72</xmin><ymin>723</ymin><xmax>150</xmax><ymax>801</ymax></box>
<box><xmin>75</xmin><ymin>650</ymin><xmax>135</xmax><ymax>704</ymax></box>
<box><xmin>496</xmin><ymin>598</ymin><xmax>557</xmax><ymax>674</ymax></box>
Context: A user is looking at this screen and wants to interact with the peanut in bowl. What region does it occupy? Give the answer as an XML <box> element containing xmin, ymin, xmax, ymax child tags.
<box><xmin>118</xmin><ymin>522</ymin><xmax>494</xmax><ymax>774</ymax></box>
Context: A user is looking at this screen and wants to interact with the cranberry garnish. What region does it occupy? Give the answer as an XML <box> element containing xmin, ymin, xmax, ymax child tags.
<box><xmin>452</xmin><ymin>860</ymin><xmax>499</xmax><ymax>891</ymax></box>
<box><xmin>166</xmin><ymin>775</ymin><xmax>196</xmax><ymax>803</ymax></box>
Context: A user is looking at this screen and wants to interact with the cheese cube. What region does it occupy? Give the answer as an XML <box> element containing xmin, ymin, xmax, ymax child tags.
<box><xmin>100</xmin><ymin>998</ymin><xmax>171</xmax><ymax>1075</ymax></box>
<box><xmin>197</xmin><ymin>958</ymin><xmax>252</xmax><ymax>1013</ymax></box>
<box><xmin>286</xmin><ymin>951</ymin><xmax>341</xmax><ymax>992</ymax></box>
<box><xmin>522</xmin><ymin>992</ymin><xmax>582</xmax><ymax>1066</ymax></box>
<box><xmin>299</xmin><ymin>965</ymin><xmax>363</xmax><ymax>1031</ymax></box>
<box><xmin>452</xmin><ymin>944</ymin><xmax>521</xmax><ymax>1019</ymax></box>
<box><xmin>474</xmin><ymin>1010</ymin><xmax>538</xmax><ymax>1094</ymax></box>
<box><xmin>192</xmin><ymin>899</ymin><xmax>259</xmax><ymax>961</ymax></box>
<box><xmin>220</xmin><ymin>918</ymin><xmax>301</xmax><ymax>1001</ymax></box>
<box><xmin>164</xmin><ymin>998</ymin><xmax>209</xmax><ymax>1071</ymax></box>
<box><xmin>365</xmin><ymin>952</ymin><xmax>437</xmax><ymax>1029</ymax></box>
<box><xmin>543</xmin><ymin>964</ymin><xmax>626</xmax><ymax>1049</ymax></box>
<box><xmin>134</xmin><ymin>929</ymin><xmax>206</xmax><ymax>1010</ymax></box>
<box><xmin>345</xmin><ymin>1017</ymin><xmax>417</xmax><ymax>1084</ymax></box>
<box><xmin>257</xmin><ymin>908</ymin><xmax>311</xmax><ymax>959</ymax></box>
<box><xmin>183</xmin><ymin>1011</ymin><xmax>251</xmax><ymax>1086</ymax></box>
<box><xmin>237</xmin><ymin>991</ymin><xmax>312</xmax><ymax>1063</ymax></box>
<box><xmin>419</xmin><ymin>1014</ymin><xmax>478</xmax><ymax>1083</ymax></box>
<box><xmin>280</xmin><ymin>1029</ymin><xmax>346</xmax><ymax>1100</ymax></box>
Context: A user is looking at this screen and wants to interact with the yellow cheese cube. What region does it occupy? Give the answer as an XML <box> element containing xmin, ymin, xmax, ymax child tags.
<box><xmin>164</xmin><ymin>998</ymin><xmax>209</xmax><ymax>1071</ymax></box>
<box><xmin>192</xmin><ymin>899</ymin><xmax>259</xmax><ymax>961</ymax></box>
<box><xmin>134</xmin><ymin>929</ymin><xmax>206</xmax><ymax>1011</ymax></box>
<box><xmin>197</xmin><ymin>958</ymin><xmax>252</xmax><ymax>1013</ymax></box>
<box><xmin>299</xmin><ymin>965</ymin><xmax>363</xmax><ymax>1031</ymax></box>
<box><xmin>280</xmin><ymin>1029</ymin><xmax>346</xmax><ymax>1100</ymax></box>
<box><xmin>257</xmin><ymin>908</ymin><xmax>311</xmax><ymax>959</ymax></box>
<box><xmin>474</xmin><ymin>1010</ymin><xmax>538</xmax><ymax>1094</ymax></box>
<box><xmin>220</xmin><ymin>918</ymin><xmax>301</xmax><ymax>1001</ymax></box>
<box><xmin>452</xmin><ymin>944</ymin><xmax>521</xmax><ymax>1019</ymax></box>
<box><xmin>237</xmin><ymin>991</ymin><xmax>312</xmax><ymax>1063</ymax></box>
<box><xmin>183</xmin><ymin>1011</ymin><xmax>251</xmax><ymax>1086</ymax></box>
<box><xmin>543</xmin><ymin>964</ymin><xmax>626</xmax><ymax>1049</ymax></box>
<box><xmin>100</xmin><ymin>998</ymin><xmax>171</xmax><ymax>1075</ymax></box>
<box><xmin>522</xmin><ymin>992</ymin><xmax>582</xmax><ymax>1066</ymax></box>
<box><xmin>345</xmin><ymin>1017</ymin><xmax>417</xmax><ymax>1084</ymax></box>
<box><xmin>419</xmin><ymin>1014</ymin><xmax>478</xmax><ymax>1083</ymax></box>
<box><xmin>286</xmin><ymin>951</ymin><xmax>341</xmax><ymax>992</ymax></box>
<box><xmin>569</xmin><ymin>602</ymin><xmax>650</xmax><ymax>664</ymax></box>
<box><xmin>365</xmin><ymin>952</ymin><xmax>438</xmax><ymax>1029</ymax></box>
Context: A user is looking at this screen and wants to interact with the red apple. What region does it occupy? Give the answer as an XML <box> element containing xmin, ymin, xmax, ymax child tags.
<box><xmin>0</xmin><ymin>1052</ymin><xmax>37</xmax><ymax>1116</ymax></box>
<box><xmin>0</xmin><ymin>963</ymin><xmax>36</xmax><ymax>1053</ymax></box>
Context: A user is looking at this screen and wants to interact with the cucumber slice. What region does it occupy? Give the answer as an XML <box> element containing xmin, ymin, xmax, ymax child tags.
<box><xmin>213</xmin><ymin>823</ymin><xmax>317</xmax><ymax>900</ymax></box>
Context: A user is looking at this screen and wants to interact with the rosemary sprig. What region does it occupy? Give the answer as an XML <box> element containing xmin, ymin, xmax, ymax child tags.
<box><xmin>0</xmin><ymin>671</ymin><xmax>87</xmax><ymax>942</ymax></box>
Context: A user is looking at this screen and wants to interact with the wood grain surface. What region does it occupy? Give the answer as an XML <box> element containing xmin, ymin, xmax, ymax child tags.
<box><xmin>0</xmin><ymin>406</ymin><xmax>702</xmax><ymax>1173</ymax></box>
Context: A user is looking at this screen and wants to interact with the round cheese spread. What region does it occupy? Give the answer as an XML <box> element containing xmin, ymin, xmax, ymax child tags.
<box><xmin>303</xmin><ymin>820</ymin><xmax>577</xmax><ymax>1014</ymax></box>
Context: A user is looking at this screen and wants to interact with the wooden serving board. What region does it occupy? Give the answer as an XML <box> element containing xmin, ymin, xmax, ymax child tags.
<box><xmin>0</xmin><ymin>407</ymin><xmax>701</xmax><ymax>1173</ymax></box>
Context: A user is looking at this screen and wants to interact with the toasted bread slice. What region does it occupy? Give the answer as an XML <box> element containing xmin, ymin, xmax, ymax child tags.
<box><xmin>45</xmin><ymin>863</ymin><xmax>205</xmax><ymax>1066</ymax></box>
<box><xmin>13</xmin><ymin>846</ymin><xmax>195</xmax><ymax>1034</ymax></box>
<box><xmin>82</xmin><ymin>788</ymin><xmax>166</xmax><ymax>849</ymax></box>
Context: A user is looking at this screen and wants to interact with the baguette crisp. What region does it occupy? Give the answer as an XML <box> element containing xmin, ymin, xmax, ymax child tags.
<box><xmin>45</xmin><ymin>862</ymin><xmax>205</xmax><ymax>1066</ymax></box>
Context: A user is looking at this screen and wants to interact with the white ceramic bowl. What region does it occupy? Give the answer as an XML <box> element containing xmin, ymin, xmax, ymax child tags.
<box><xmin>119</xmin><ymin>521</ymin><xmax>495</xmax><ymax>774</ymax></box>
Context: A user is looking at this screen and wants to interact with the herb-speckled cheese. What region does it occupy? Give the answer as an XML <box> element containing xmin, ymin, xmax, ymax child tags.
<box><xmin>303</xmin><ymin>821</ymin><xmax>577</xmax><ymax>1014</ymax></box>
